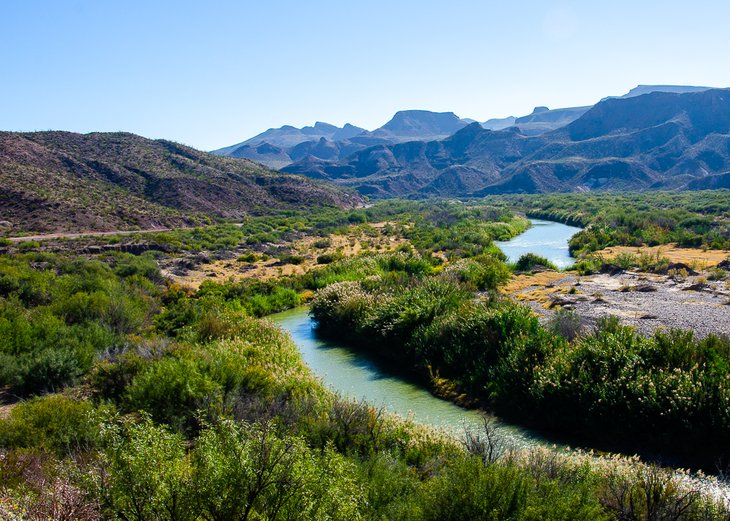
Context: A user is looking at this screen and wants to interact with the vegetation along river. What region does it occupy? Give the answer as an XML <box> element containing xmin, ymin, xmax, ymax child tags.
<box><xmin>270</xmin><ymin>218</ymin><xmax>582</xmax><ymax>449</ymax></box>
<box><xmin>271</xmin><ymin>219</ymin><xmax>730</xmax><ymax>501</ymax></box>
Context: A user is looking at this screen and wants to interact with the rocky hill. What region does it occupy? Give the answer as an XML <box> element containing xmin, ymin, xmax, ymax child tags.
<box><xmin>282</xmin><ymin>89</ymin><xmax>730</xmax><ymax>197</ymax></box>
<box><xmin>211</xmin><ymin>111</ymin><xmax>473</xmax><ymax>169</ymax></box>
<box><xmin>0</xmin><ymin>131</ymin><xmax>360</xmax><ymax>234</ymax></box>
<box><xmin>361</xmin><ymin>110</ymin><xmax>471</xmax><ymax>142</ymax></box>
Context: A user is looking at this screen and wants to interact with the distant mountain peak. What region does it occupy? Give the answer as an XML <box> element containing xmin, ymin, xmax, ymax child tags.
<box><xmin>312</xmin><ymin>121</ymin><xmax>338</xmax><ymax>131</ymax></box>
<box><xmin>375</xmin><ymin>110</ymin><xmax>470</xmax><ymax>140</ymax></box>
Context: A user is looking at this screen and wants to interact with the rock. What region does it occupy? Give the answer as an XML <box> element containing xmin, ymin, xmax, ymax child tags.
<box><xmin>664</xmin><ymin>262</ymin><xmax>698</xmax><ymax>275</ymax></box>
<box><xmin>0</xmin><ymin>221</ymin><xmax>12</xmax><ymax>230</ymax></box>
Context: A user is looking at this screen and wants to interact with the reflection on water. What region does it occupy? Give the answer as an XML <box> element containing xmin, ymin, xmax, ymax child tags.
<box><xmin>495</xmin><ymin>218</ymin><xmax>582</xmax><ymax>269</ymax></box>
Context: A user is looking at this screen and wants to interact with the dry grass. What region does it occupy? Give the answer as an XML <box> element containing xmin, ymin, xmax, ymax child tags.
<box><xmin>501</xmin><ymin>271</ymin><xmax>578</xmax><ymax>308</ymax></box>
<box><xmin>169</xmin><ymin>225</ymin><xmax>409</xmax><ymax>288</ymax></box>
<box><xmin>597</xmin><ymin>244</ymin><xmax>730</xmax><ymax>270</ymax></box>
<box><xmin>502</xmin><ymin>271</ymin><xmax>570</xmax><ymax>294</ymax></box>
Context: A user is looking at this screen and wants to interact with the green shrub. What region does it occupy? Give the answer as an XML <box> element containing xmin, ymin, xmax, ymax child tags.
<box><xmin>514</xmin><ymin>253</ymin><xmax>557</xmax><ymax>272</ymax></box>
<box><xmin>0</xmin><ymin>395</ymin><xmax>106</xmax><ymax>457</ymax></box>
<box><xmin>612</xmin><ymin>252</ymin><xmax>638</xmax><ymax>271</ymax></box>
<box><xmin>419</xmin><ymin>455</ymin><xmax>607</xmax><ymax>521</ymax></box>
<box><xmin>237</xmin><ymin>252</ymin><xmax>258</xmax><ymax>263</ymax></box>
<box><xmin>316</xmin><ymin>252</ymin><xmax>344</xmax><ymax>264</ymax></box>
<box><xmin>547</xmin><ymin>308</ymin><xmax>584</xmax><ymax>341</ymax></box>
<box><xmin>443</xmin><ymin>255</ymin><xmax>511</xmax><ymax>290</ymax></box>
<box><xmin>279</xmin><ymin>254</ymin><xmax>305</xmax><ymax>265</ymax></box>
<box><xmin>313</xmin><ymin>238</ymin><xmax>332</xmax><ymax>249</ymax></box>
<box><xmin>569</xmin><ymin>255</ymin><xmax>602</xmax><ymax>275</ymax></box>
<box><xmin>17</xmin><ymin>241</ymin><xmax>40</xmax><ymax>251</ymax></box>
<box><xmin>100</xmin><ymin>416</ymin><xmax>195</xmax><ymax>520</ymax></box>
<box><xmin>124</xmin><ymin>356</ymin><xmax>221</xmax><ymax>431</ymax></box>
<box><xmin>192</xmin><ymin>419</ymin><xmax>364</xmax><ymax>520</ymax></box>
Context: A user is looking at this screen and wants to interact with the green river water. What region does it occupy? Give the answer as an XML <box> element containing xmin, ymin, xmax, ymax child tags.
<box><xmin>269</xmin><ymin>218</ymin><xmax>581</xmax><ymax>448</ymax></box>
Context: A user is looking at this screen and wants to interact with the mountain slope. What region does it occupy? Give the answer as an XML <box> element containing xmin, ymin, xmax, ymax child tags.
<box><xmin>0</xmin><ymin>131</ymin><xmax>360</xmax><ymax>234</ymax></box>
<box><xmin>619</xmin><ymin>84</ymin><xmax>711</xmax><ymax>98</ymax></box>
<box><xmin>512</xmin><ymin>106</ymin><xmax>592</xmax><ymax>135</ymax></box>
<box><xmin>283</xmin><ymin>89</ymin><xmax>730</xmax><ymax>196</ymax></box>
<box><xmin>363</xmin><ymin>110</ymin><xmax>471</xmax><ymax>142</ymax></box>
<box><xmin>212</xmin><ymin>110</ymin><xmax>474</xmax><ymax>169</ymax></box>
<box><xmin>211</xmin><ymin>121</ymin><xmax>366</xmax><ymax>154</ymax></box>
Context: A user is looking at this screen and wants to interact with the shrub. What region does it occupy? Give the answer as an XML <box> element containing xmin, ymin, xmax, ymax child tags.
<box><xmin>279</xmin><ymin>254</ymin><xmax>304</xmax><ymax>265</ymax></box>
<box><xmin>547</xmin><ymin>308</ymin><xmax>584</xmax><ymax>342</ymax></box>
<box><xmin>443</xmin><ymin>255</ymin><xmax>511</xmax><ymax>290</ymax></box>
<box><xmin>514</xmin><ymin>253</ymin><xmax>557</xmax><ymax>272</ymax></box>
<box><xmin>17</xmin><ymin>241</ymin><xmax>40</xmax><ymax>251</ymax></box>
<box><xmin>0</xmin><ymin>395</ymin><xmax>105</xmax><ymax>457</ymax></box>
<box><xmin>237</xmin><ymin>252</ymin><xmax>258</xmax><ymax>263</ymax></box>
<box><xmin>612</xmin><ymin>252</ymin><xmax>638</xmax><ymax>271</ymax></box>
<box><xmin>313</xmin><ymin>238</ymin><xmax>332</xmax><ymax>249</ymax></box>
<box><xmin>708</xmin><ymin>267</ymin><xmax>727</xmax><ymax>281</ymax></box>
<box><xmin>570</xmin><ymin>255</ymin><xmax>603</xmax><ymax>275</ymax></box>
<box><xmin>316</xmin><ymin>252</ymin><xmax>344</xmax><ymax>264</ymax></box>
<box><xmin>192</xmin><ymin>419</ymin><xmax>364</xmax><ymax>520</ymax></box>
<box><xmin>100</xmin><ymin>416</ymin><xmax>195</xmax><ymax>521</ymax></box>
<box><xmin>124</xmin><ymin>356</ymin><xmax>221</xmax><ymax>431</ymax></box>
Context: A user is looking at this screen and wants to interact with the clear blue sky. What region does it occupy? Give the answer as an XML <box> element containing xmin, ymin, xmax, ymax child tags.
<box><xmin>2</xmin><ymin>1</ymin><xmax>729</xmax><ymax>150</ymax></box>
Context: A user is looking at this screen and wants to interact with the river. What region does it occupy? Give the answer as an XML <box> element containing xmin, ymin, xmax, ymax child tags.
<box><xmin>269</xmin><ymin>218</ymin><xmax>580</xmax><ymax>448</ymax></box>
<box><xmin>269</xmin><ymin>219</ymin><xmax>730</xmax><ymax>500</ymax></box>
<box><xmin>495</xmin><ymin>218</ymin><xmax>582</xmax><ymax>269</ymax></box>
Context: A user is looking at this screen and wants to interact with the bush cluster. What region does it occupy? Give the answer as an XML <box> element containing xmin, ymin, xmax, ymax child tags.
<box><xmin>311</xmin><ymin>275</ymin><xmax>730</xmax><ymax>466</ymax></box>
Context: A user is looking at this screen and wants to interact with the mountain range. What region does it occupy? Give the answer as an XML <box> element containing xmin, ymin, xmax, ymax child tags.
<box><xmin>211</xmin><ymin>110</ymin><xmax>475</xmax><ymax>169</ymax></box>
<box><xmin>213</xmin><ymin>85</ymin><xmax>714</xmax><ymax>175</ymax></box>
<box><xmin>280</xmin><ymin>88</ymin><xmax>730</xmax><ymax>197</ymax></box>
<box><xmin>0</xmin><ymin>131</ymin><xmax>359</xmax><ymax>234</ymax></box>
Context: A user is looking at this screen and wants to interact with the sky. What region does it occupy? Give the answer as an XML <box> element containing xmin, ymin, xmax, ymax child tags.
<box><xmin>2</xmin><ymin>0</ymin><xmax>730</xmax><ymax>151</ymax></box>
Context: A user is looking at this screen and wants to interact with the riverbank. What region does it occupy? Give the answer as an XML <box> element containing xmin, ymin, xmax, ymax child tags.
<box><xmin>509</xmin><ymin>269</ymin><xmax>730</xmax><ymax>339</ymax></box>
<box><xmin>272</xmin><ymin>306</ymin><xmax>730</xmax><ymax>508</ymax></box>
<box><xmin>270</xmin><ymin>306</ymin><xmax>542</xmax><ymax>446</ymax></box>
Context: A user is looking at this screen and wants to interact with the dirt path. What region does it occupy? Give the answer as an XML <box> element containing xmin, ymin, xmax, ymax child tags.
<box><xmin>5</xmin><ymin>227</ymin><xmax>177</xmax><ymax>242</ymax></box>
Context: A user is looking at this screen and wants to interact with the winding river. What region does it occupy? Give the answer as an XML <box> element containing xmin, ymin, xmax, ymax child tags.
<box><xmin>270</xmin><ymin>219</ymin><xmax>730</xmax><ymax>500</ymax></box>
<box><xmin>270</xmin><ymin>219</ymin><xmax>580</xmax><ymax>448</ymax></box>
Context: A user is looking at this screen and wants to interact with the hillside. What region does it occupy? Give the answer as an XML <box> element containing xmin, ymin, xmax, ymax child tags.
<box><xmin>0</xmin><ymin>131</ymin><xmax>360</xmax><ymax>234</ymax></box>
<box><xmin>511</xmin><ymin>105</ymin><xmax>592</xmax><ymax>135</ymax></box>
<box><xmin>282</xmin><ymin>89</ymin><xmax>730</xmax><ymax>197</ymax></box>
